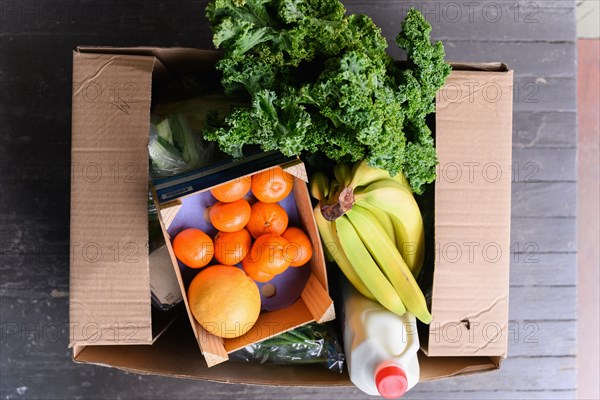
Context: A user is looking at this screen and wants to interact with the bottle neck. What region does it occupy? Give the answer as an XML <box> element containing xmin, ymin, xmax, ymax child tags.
<box><xmin>375</xmin><ymin>362</ymin><xmax>408</xmax><ymax>399</ymax></box>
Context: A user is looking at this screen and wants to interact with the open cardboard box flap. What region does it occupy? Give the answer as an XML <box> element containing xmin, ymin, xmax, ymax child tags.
<box><xmin>70</xmin><ymin>51</ymin><xmax>155</xmax><ymax>346</ymax></box>
<box><xmin>74</xmin><ymin>314</ymin><xmax>501</xmax><ymax>385</ymax></box>
<box><xmin>427</xmin><ymin>69</ymin><xmax>513</xmax><ymax>358</ymax></box>
<box><xmin>70</xmin><ymin>46</ymin><xmax>512</xmax><ymax>382</ymax></box>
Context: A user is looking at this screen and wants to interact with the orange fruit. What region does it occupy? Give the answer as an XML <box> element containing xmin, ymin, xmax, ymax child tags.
<box><xmin>242</xmin><ymin>261</ymin><xmax>275</xmax><ymax>283</ymax></box>
<box><xmin>282</xmin><ymin>227</ymin><xmax>313</xmax><ymax>267</ymax></box>
<box><xmin>251</xmin><ymin>167</ymin><xmax>294</xmax><ymax>203</ymax></box>
<box><xmin>213</xmin><ymin>228</ymin><xmax>251</xmax><ymax>265</ymax></box>
<box><xmin>187</xmin><ymin>265</ymin><xmax>261</xmax><ymax>339</ymax></box>
<box><xmin>209</xmin><ymin>198</ymin><xmax>251</xmax><ymax>232</ymax></box>
<box><xmin>246</xmin><ymin>201</ymin><xmax>289</xmax><ymax>239</ymax></box>
<box><xmin>242</xmin><ymin>233</ymin><xmax>290</xmax><ymax>281</ymax></box>
<box><xmin>210</xmin><ymin>177</ymin><xmax>251</xmax><ymax>202</ymax></box>
<box><xmin>172</xmin><ymin>228</ymin><xmax>214</xmax><ymax>269</ymax></box>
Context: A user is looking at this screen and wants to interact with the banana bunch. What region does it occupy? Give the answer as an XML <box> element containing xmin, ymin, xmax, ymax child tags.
<box><xmin>311</xmin><ymin>161</ymin><xmax>431</xmax><ymax>324</ymax></box>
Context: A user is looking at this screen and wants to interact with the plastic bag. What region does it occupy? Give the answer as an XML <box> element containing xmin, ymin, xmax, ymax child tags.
<box><xmin>229</xmin><ymin>323</ymin><xmax>345</xmax><ymax>373</ymax></box>
<box><xmin>148</xmin><ymin>126</ymin><xmax>186</xmax><ymax>176</ymax></box>
<box><xmin>148</xmin><ymin>113</ymin><xmax>218</xmax><ymax>178</ymax></box>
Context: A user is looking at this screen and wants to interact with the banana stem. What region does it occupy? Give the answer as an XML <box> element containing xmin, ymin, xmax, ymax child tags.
<box><xmin>320</xmin><ymin>186</ymin><xmax>355</xmax><ymax>221</ymax></box>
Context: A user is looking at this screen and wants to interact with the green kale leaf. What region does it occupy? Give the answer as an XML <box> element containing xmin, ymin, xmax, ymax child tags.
<box><xmin>205</xmin><ymin>3</ymin><xmax>451</xmax><ymax>194</ymax></box>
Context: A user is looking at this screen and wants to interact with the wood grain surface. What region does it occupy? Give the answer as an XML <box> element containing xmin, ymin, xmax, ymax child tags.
<box><xmin>0</xmin><ymin>0</ymin><xmax>577</xmax><ymax>399</ymax></box>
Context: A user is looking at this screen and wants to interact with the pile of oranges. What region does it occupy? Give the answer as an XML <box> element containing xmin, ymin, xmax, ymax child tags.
<box><xmin>171</xmin><ymin>166</ymin><xmax>314</xmax><ymax>339</ymax></box>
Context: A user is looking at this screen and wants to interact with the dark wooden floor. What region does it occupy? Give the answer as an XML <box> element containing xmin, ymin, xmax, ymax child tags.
<box><xmin>0</xmin><ymin>1</ymin><xmax>578</xmax><ymax>399</ymax></box>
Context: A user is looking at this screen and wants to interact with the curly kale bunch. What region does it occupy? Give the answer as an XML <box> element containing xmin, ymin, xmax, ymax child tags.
<box><xmin>205</xmin><ymin>0</ymin><xmax>451</xmax><ymax>194</ymax></box>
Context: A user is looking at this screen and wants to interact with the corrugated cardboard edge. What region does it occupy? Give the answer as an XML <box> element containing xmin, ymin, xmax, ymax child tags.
<box><xmin>77</xmin><ymin>47</ymin><xmax>507</xmax><ymax>74</ymax></box>
<box><xmin>73</xmin><ymin>340</ymin><xmax>501</xmax><ymax>386</ymax></box>
<box><xmin>449</xmin><ymin>61</ymin><xmax>509</xmax><ymax>72</ymax></box>
<box><xmin>69</xmin><ymin>50</ymin><xmax>156</xmax><ymax>348</ymax></box>
<box><xmin>76</xmin><ymin>46</ymin><xmax>221</xmax><ymax>78</ymax></box>
<box><xmin>427</xmin><ymin>68</ymin><xmax>513</xmax><ymax>358</ymax></box>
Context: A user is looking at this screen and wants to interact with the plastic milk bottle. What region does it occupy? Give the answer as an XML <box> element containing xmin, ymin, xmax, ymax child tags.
<box><xmin>342</xmin><ymin>281</ymin><xmax>420</xmax><ymax>398</ymax></box>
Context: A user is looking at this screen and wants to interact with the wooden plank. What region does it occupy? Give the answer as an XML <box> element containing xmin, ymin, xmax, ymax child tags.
<box><xmin>0</xmin><ymin>372</ymin><xmax>577</xmax><ymax>400</ymax></box>
<box><xmin>510</xmin><ymin>253</ymin><xmax>576</xmax><ymax>287</ymax></box>
<box><xmin>0</xmin><ymin>294</ymin><xmax>576</xmax><ymax>397</ymax></box>
<box><xmin>5</xmin><ymin>115</ymin><xmax>579</xmax><ymax>192</ymax></box>
<box><xmin>511</xmin><ymin>182</ymin><xmax>576</xmax><ymax>217</ymax></box>
<box><xmin>512</xmin><ymin>77</ymin><xmax>576</xmax><ymax>113</ymax></box>
<box><xmin>442</xmin><ymin>41</ymin><xmax>576</xmax><ymax>78</ymax></box>
<box><xmin>3</xmin><ymin>250</ymin><xmax>576</xmax><ymax>299</ymax></box>
<box><xmin>408</xmin><ymin>390</ymin><xmax>576</xmax><ymax>399</ymax></box>
<box><xmin>5</xmin><ymin>113</ymin><xmax>580</xmax><ymax>161</ymax></box>
<box><xmin>1</xmin><ymin>113</ymin><xmax>71</xmax><ymax>146</ymax></box>
<box><xmin>346</xmin><ymin>0</ymin><xmax>576</xmax><ymax>43</ymax></box>
<box><xmin>511</xmin><ymin>217</ymin><xmax>576</xmax><ymax>253</ymax></box>
<box><xmin>509</xmin><ymin>286</ymin><xmax>576</xmax><ymax>321</ymax></box>
<box><xmin>0</xmin><ymin>270</ymin><xmax>577</xmax><ymax>393</ymax></box>
<box><xmin>512</xmin><ymin>148</ymin><xmax>577</xmax><ymax>182</ymax></box>
<box><xmin>3</xmin><ymin>12</ymin><xmax>578</xmax><ymax>85</ymax></box>
<box><xmin>3</xmin><ymin>249</ymin><xmax>577</xmax><ymax>301</ymax></box>
<box><xmin>513</xmin><ymin>111</ymin><xmax>577</xmax><ymax>149</ymax></box>
<box><xmin>412</xmin><ymin>356</ymin><xmax>576</xmax><ymax>392</ymax></box>
<box><xmin>507</xmin><ymin>320</ymin><xmax>576</xmax><ymax>358</ymax></box>
<box><xmin>0</xmin><ymin>1</ymin><xmax>212</xmax><ymax>40</ymax></box>
<box><xmin>9</xmin><ymin>113</ymin><xmax>576</xmax><ymax>158</ymax></box>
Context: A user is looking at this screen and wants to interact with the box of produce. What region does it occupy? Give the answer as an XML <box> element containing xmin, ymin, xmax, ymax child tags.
<box><xmin>151</xmin><ymin>159</ymin><xmax>334</xmax><ymax>367</ymax></box>
<box><xmin>69</xmin><ymin>1</ymin><xmax>512</xmax><ymax>393</ymax></box>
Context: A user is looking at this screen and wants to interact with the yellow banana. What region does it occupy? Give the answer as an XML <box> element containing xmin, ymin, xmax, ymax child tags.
<box><xmin>309</xmin><ymin>172</ymin><xmax>330</xmax><ymax>201</ymax></box>
<box><xmin>390</xmin><ymin>215</ymin><xmax>424</xmax><ymax>278</ymax></box>
<box><xmin>354</xmin><ymin>179</ymin><xmax>424</xmax><ymax>277</ymax></box>
<box><xmin>346</xmin><ymin>205</ymin><xmax>431</xmax><ymax>323</ymax></box>
<box><xmin>314</xmin><ymin>206</ymin><xmax>375</xmax><ymax>300</ymax></box>
<box><xmin>329</xmin><ymin>178</ymin><xmax>340</xmax><ymax>200</ymax></box>
<box><xmin>392</xmin><ymin>170</ymin><xmax>412</xmax><ymax>193</ymax></box>
<box><xmin>357</xmin><ymin>202</ymin><xmax>396</xmax><ymax>243</ymax></box>
<box><xmin>335</xmin><ymin>216</ymin><xmax>406</xmax><ymax>316</ymax></box>
<box><xmin>333</xmin><ymin>163</ymin><xmax>352</xmax><ymax>187</ymax></box>
<box><xmin>348</xmin><ymin>160</ymin><xmax>391</xmax><ymax>189</ymax></box>
<box><xmin>348</xmin><ymin>160</ymin><xmax>413</xmax><ymax>192</ymax></box>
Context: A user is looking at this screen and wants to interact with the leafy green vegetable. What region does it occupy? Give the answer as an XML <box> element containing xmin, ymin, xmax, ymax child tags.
<box><xmin>229</xmin><ymin>322</ymin><xmax>345</xmax><ymax>372</ymax></box>
<box><xmin>205</xmin><ymin>2</ymin><xmax>451</xmax><ymax>194</ymax></box>
<box><xmin>155</xmin><ymin>117</ymin><xmax>174</xmax><ymax>144</ymax></box>
<box><xmin>149</xmin><ymin>113</ymin><xmax>218</xmax><ymax>177</ymax></box>
<box><xmin>148</xmin><ymin>119</ymin><xmax>187</xmax><ymax>174</ymax></box>
<box><xmin>396</xmin><ymin>10</ymin><xmax>451</xmax><ymax>192</ymax></box>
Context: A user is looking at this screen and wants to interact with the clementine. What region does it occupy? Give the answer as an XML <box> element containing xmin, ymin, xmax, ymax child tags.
<box><xmin>241</xmin><ymin>260</ymin><xmax>275</xmax><ymax>283</ymax></box>
<box><xmin>282</xmin><ymin>227</ymin><xmax>313</xmax><ymax>267</ymax></box>
<box><xmin>210</xmin><ymin>177</ymin><xmax>251</xmax><ymax>203</ymax></box>
<box><xmin>251</xmin><ymin>167</ymin><xmax>294</xmax><ymax>203</ymax></box>
<box><xmin>172</xmin><ymin>228</ymin><xmax>214</xmax><ymax>269</ymax></box>
<box><xmin>209</xmin><ymin>198</ymin><xmax>251</xmax><ymax>232</ymax></box>
<box><xmin>242</xmin><ymin>233</ymin><xmax>290</xmax><ymax>280</ymax></box>
<box><xmin>246</xmin><ymin>201</ymin><xmax>289</xmax><ymax>239</ymax></box>
<box><xmin>213</xmin><ymin>228</ymin><xmax>251</xmax><ymax>265</ymax></box>
<box><xmin>187</xmin><ymin>265</ymin><xmax>261</xmax><ymax>339</ymax></box>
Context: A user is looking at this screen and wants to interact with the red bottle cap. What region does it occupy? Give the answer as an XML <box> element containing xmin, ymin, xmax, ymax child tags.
<box><xmin>375</xmin><ymin>364</ymin><xmax>408</xmax><ymax>399</ymax></box>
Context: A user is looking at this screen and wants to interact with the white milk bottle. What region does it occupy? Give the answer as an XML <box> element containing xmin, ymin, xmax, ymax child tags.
<box><xmin>342</xmin><ymin>281</ymin><xmax>420</xmax><ymax>398</ymax></box>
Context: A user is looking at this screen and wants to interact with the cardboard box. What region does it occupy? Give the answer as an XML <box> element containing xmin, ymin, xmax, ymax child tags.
<box><xmin>69</xmin><ymin>47</ymin><xmax>512</xmax><ymax>384</ymax></box>
<box><xmin>151</xmin><ymin>160</ymin><xmax>335</xmax><ymax>367</ymax></box>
